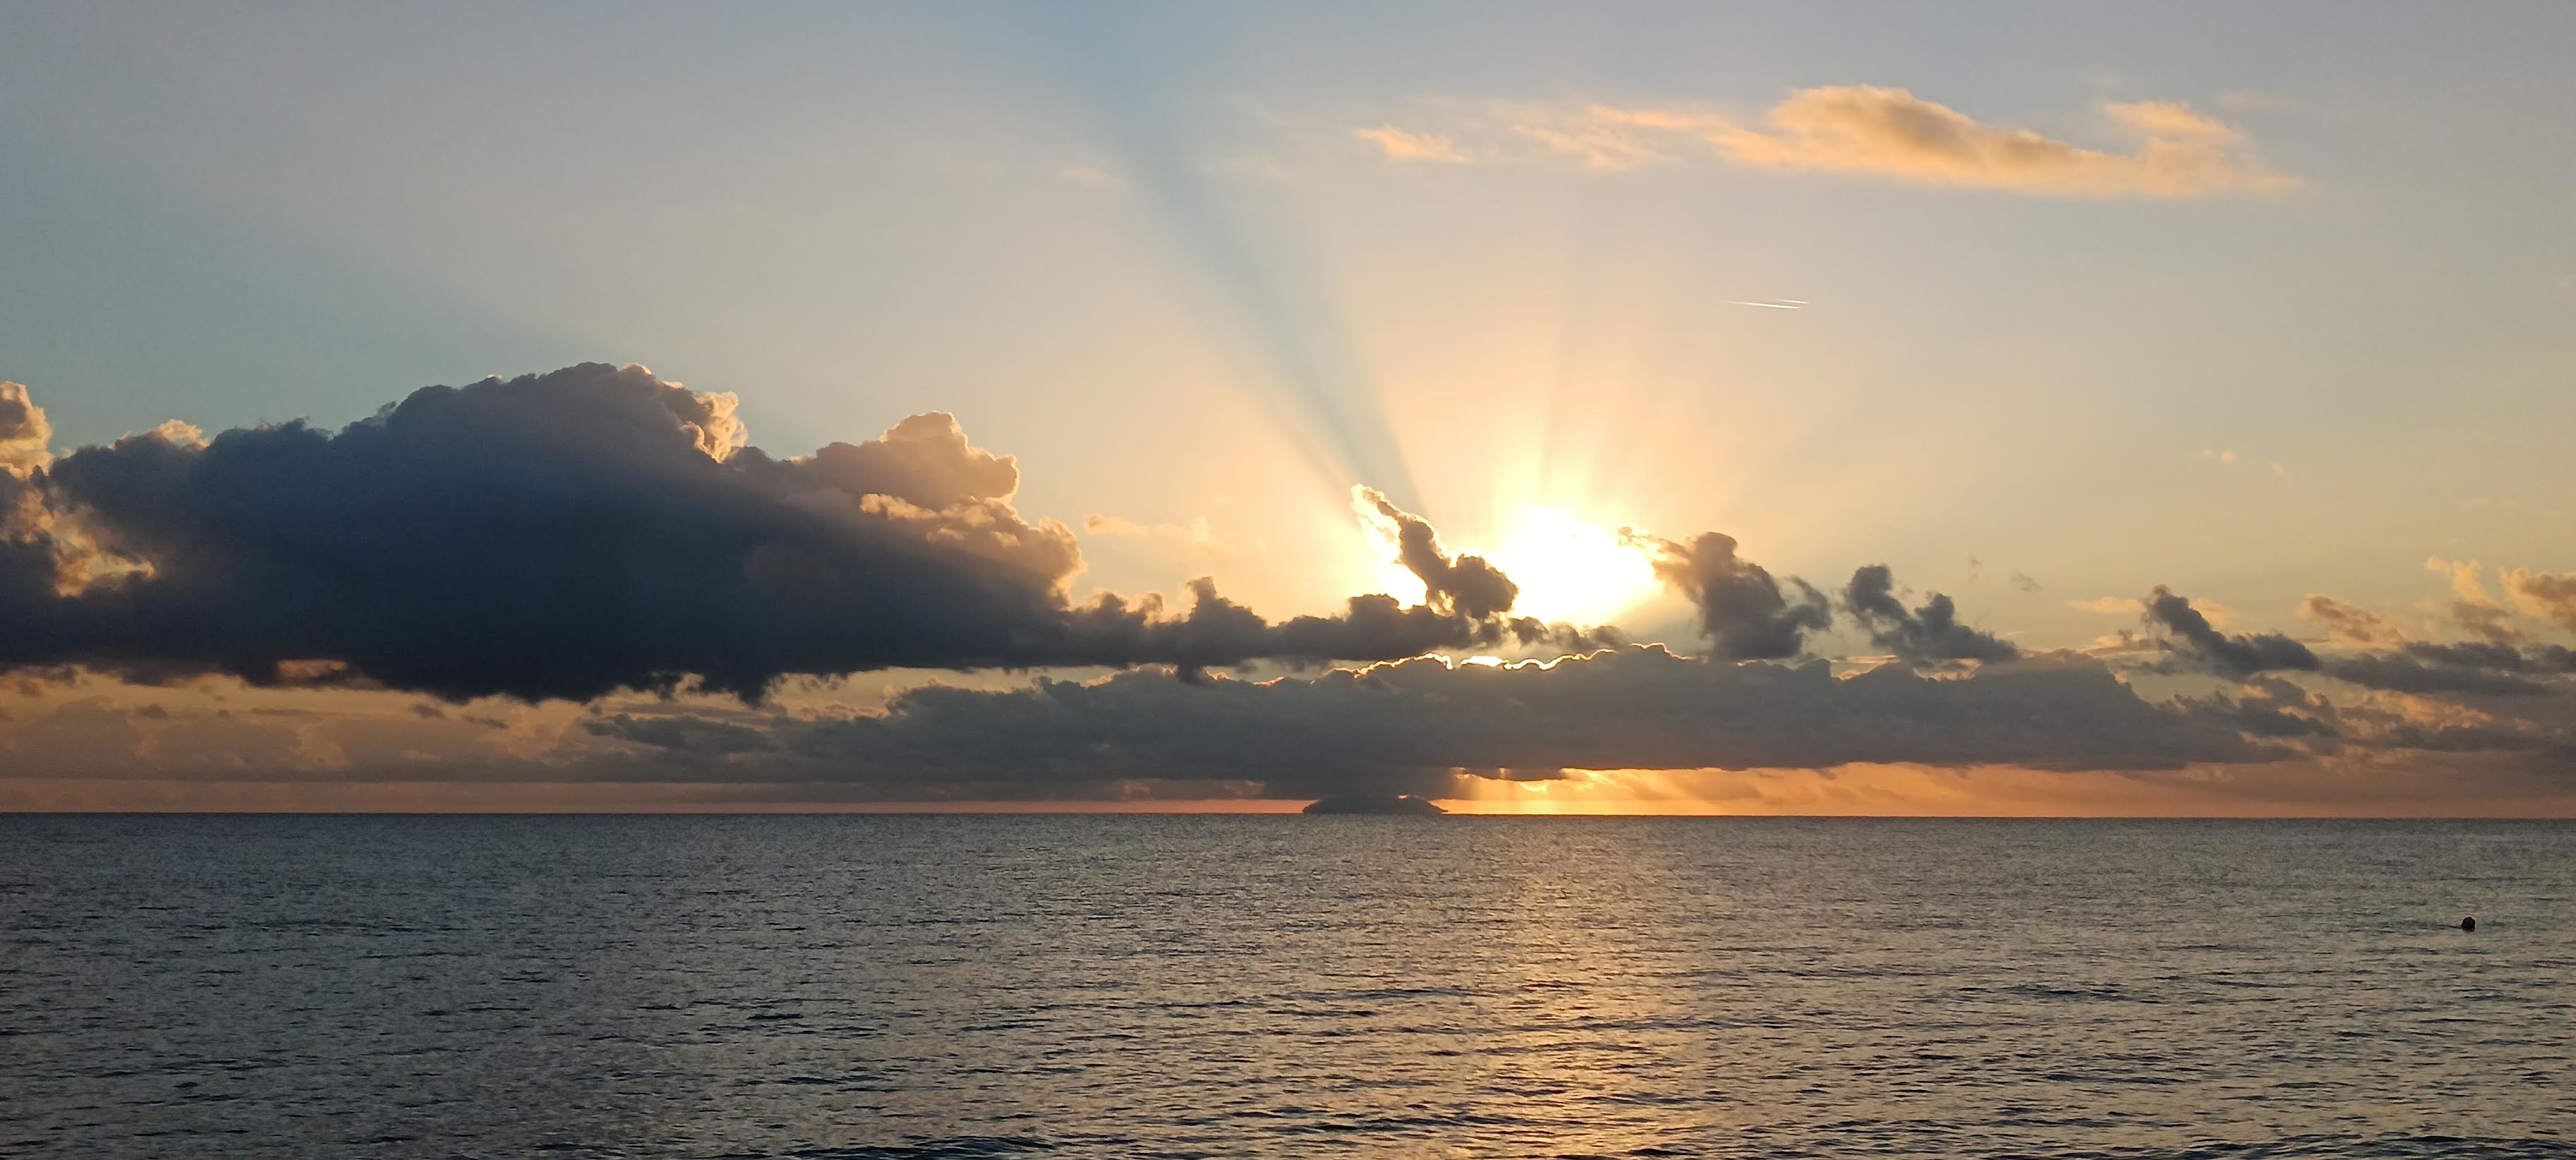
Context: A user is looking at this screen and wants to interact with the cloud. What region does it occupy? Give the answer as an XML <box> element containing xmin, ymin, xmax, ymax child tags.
<box><xmin>2426</xmin><ymin>557</ymin><xmax>2526</xmax><ymax>642</ymax></box>
<box><xmin>1710</xmin><ymin>88</ymin><xmax>2291</xmax><ymax>197</ymax></box>
<box><xmin>1353</xmin><ymin>125</ymin><xmax>1468</xmax><ymax>164</ymax></box>
<box><xmin>1842</xmin><ymin>564</ymin><xmax>2017</xmax><ymax>663</ymax></box>
<box><xmin>1352</xmin><ymin>487</ymin><xmax>1615</xmax><ymax>654</ymax></box>
<box><xmin>1508</xmin><ymin>118</ymin><xmax>1673</xmax><ymax>171</ymax></box>
<box><xmin>0</xmin><ymin>382</ymin><xmax>51</xmax><ymax>473</ymax></box>
<box><xmin>2288</xmin><ymin>590</ymin><xmax>2572</xmax><ymax>698</ymax></box>
<box><xmin>2502</xmin><ymin>567</ymin><xmax>2576</xmax><ymax>632</ymax></box>
<box><xmin>2323</xmin><ymin>652</ymin><xmax>2556</xmax><ymax>698</ymax></box>
<box><xmin>1364</xmin><ymin>87</ymin><xmax>2292</xmax><ymax>198</ymax></box>
<box><xmin>2300</xmin><ymin>594</ymin><xmax>2398</xmax><ymax>645</ymax></box>
<box><xmin>2144</xmin><ymin>586</ymin><xmax>2319</xmax><ymax>677</ymax></box>
<box><xmin>11</xmin><ymin>368</ymin><xmax>2574</xmax><ymax>810</ymax></box>
<box><xmin>576</xmin><ymin>646</ymin><xmax>2283</xmax><ymax>799</ymax></box>
<box><xmin>1356</xmin><ymin>486</ymin><xmax>1516</xmax><ymax>620</ymax></box>
<box><xmin>1083</xmin><ymin>512</ymin><xmax>1209</xmax><ymax>542</ymax></box>
<box><xmin>0</xmin><ymin>365</ymin><xmax>1556</xmax><ymax>702</ymax></box>
<box><xmin>586</xmin><ymin>712</ymin><xmax>776</xmax><ymax>756</ymax></box>
<box><xmin>1628</xmin><ymin>531</ymin><xmax>1830</xmax><ymax>660</ymax></box>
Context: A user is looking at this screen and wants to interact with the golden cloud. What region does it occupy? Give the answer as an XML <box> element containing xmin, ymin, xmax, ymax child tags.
<box><xmin>1362</xmin><ymin>86</ymin><xmax>2294</xmax><ymax>198</ymax></box>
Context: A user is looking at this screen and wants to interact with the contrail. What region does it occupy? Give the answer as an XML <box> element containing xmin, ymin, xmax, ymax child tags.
<box><xmin>1726</xmin><ymin>299</ymin><xmax>1806</xmax><ymax>310</ymax></box>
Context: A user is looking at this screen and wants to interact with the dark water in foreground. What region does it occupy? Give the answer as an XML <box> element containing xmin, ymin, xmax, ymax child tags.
<box><xmin>3</xmin><ymin>816</ymin><xmax>2572</xmax><ymax>1159</ymax></box>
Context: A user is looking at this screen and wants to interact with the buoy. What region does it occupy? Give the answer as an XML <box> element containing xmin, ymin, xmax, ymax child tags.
<box><xmin>2461</xmin><ymin>917</ymin><xmax>2477</xmax><ymax>932</ymax></box>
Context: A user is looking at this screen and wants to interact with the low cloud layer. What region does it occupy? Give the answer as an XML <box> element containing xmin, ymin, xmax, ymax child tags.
<box><xmin>569</xmin><ymin>645</ymin><xmax>2282</xmax><ymax>797</ymax></box>
<box><xmin>1357</xmin><ymin>87</ymin><xmax>2291</xmax><ymax>198</ymax></box>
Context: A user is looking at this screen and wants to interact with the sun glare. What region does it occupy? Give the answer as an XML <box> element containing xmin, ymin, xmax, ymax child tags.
<box><xmin>1360</xmin><ymin>503</ymin><xmax>1659</xmax><ymax>629</ymax></box>
<box><xmin>1484</xmin><ymin>506</ymin><xmax>1660</xmax><ymax>627</ymax></box>
<box><xmin>1434</xmin><ymin>768</ymin><xmax>1747</xmax><ymax>816</ymax></box>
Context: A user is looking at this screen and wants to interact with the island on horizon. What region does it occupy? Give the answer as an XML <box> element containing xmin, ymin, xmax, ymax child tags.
<box><xmin>1302</xmin><ymin>794</ymin><xmax>1449</xmax><ymax>816</ymax></box>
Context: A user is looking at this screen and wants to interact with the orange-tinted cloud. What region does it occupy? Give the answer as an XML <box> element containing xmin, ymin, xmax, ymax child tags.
<box><xmin>0</xmin><ymin>382</ymin><xmax>50</xmax><ymax>473</ymax></box>
<box><xmin>2301</xmin><ymin>594</ymin><xmax>2400</xmax><ymax>645</ymax></box>
<box><xmin>1352</xmin><ymin>124</ymin><xmax>1468</xmax><ymax>164</ymax></box>
<box><xmin>1365</xmin><ymin>87</ymin><xmax>2293</xmax><ymax>198</ymax></box>
<box><xmin>2503</xmin><ymin>567</ymin><xmax>2576</xmax><ymax>632</ymax></box>
<box><xmin>2426</xmin><ymin>557</ymin><xmax>2526</xmax><ymax>642</ymax></box>
<box><xmin>1700</xmin><ymin>88</ymin><xmax>2287</xmax><ymax>196</ymax></box>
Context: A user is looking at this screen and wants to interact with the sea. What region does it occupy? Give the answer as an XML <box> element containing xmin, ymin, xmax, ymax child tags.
<box><xmin>3</xmin><ymin>816</ymin><xmax>2570</xmax><ymax>1159</ymax></box>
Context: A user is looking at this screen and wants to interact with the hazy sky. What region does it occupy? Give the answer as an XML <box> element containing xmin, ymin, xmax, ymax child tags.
<box><xmin>4</xmin><ymin>5</ymin><xmax>2574</xmax><ymax>813</ymax></box>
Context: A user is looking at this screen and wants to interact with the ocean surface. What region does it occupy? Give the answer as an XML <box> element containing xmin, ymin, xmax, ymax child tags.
<box><xmin>3</xmin><ymin>816</ymin><xmax>2570</xmax><ymax>1159</ymax></box>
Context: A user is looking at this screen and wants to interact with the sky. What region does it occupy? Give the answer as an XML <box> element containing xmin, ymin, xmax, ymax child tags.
<box><xmin>4</xmin><ymin>4</ymin><xmax>2574</xmax><ymax>814</ymax></box>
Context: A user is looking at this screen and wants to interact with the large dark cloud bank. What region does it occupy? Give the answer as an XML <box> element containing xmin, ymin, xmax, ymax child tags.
<box><xmin>4</xmin><ymin>363</ymin><xmax>2570</xmax><ymax>796</ymax></box>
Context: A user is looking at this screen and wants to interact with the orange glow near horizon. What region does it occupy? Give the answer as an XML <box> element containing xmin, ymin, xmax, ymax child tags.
<box><xmin>4</xmin><ymin>772</ymin><xmax>2572</xmax><ymax>817</ymax></box>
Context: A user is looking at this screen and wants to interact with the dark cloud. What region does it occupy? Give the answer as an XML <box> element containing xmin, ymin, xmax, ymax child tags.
<box><xmin>1842</xmin><ymin>564</ymin><xmax>2018</xmax><ymax>663</ymax></box>
<box><xmin>1054</xmin><ymin>578</ymin><xmax>1593</xmax><ymax>679</ymax></box>
<box><xmin>577</xmin><ymin>646</ymin><xmax>2280</xmax><ymax>797</ymax></box>
<box><xmin>2318</xmin><ymin>636</ymin><xmax>2576</xmax><ymax>698</ymax></box>
<box><xmin>2278</xmin><ymin>596</ymin><xmax>2574</xmax><ymax>696</ymax></box>
<box><xmin>1348</xmin><ymin>486</ymin><xmax>1615</xmax><ymax>655</ymax></box>
<box><xmin>2144</xmin><ymin>586</ymin><xmax>2319</xmax><ymax>676</ymax></box>
<box><xmin>2330</xmin><ymin>699</ymin><xmax>2576</xmax><ymax>759</ymax></box>
<box><xmin>2401</xmin><ymin>640</ymin><xmax>2576</xmax><ymax>673</ymax></box>
<box><xmin>0</xmin><ymin>469</ymin><xmax>75</xmax><ymax>622</ymax></box>
<box><xmin>2190</xmin><ymin>676</ymin><xmax>2343</xmax><ymax>742</ymax></box>
<box><xmin>586</xmin><ymin>712</ymin><xmax>777</xmax><ymax>755</ymax></box>
<box><xmin>1356</xmin><ymin>486</ymin><xmax>1518</xmax><ymax>620</ymax></box>
<box><xmin>0</xmin><ymin>365</ymin><xmax>1556</xmax><ymax>702</ymax></box>
<box><xmin>1631</xmin><ymin>531</ymin><xmax>1830</xmax><ymax>660</ymax></box>
<box><xmin>2323</xmin><ymin>653</ymin><xmax>2554</xmax><ymax>698</ymax></box>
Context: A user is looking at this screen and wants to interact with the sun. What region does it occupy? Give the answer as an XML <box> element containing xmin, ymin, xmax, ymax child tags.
<box><xmin>1360</xmin><ymin>501</ymin><xmax>1661</xmax><ymax>630</ymax></box>
<box><xmin>1482</xmin><ymin>506</ymin><xmax>1661</xmax><ymax>627</ymax></box>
